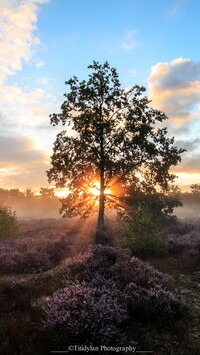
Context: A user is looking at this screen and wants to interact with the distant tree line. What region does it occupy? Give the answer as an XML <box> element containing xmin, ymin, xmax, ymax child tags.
<box><xmin>0</xmin><ymin>184</ymin><xmax>200</xmax><ymax>207</ymax></box>
<box><xmin>0</xmin><ymin>187</ymin><xmax>57</xmax><ymax>203</ymax></box>
<box><xmin>0</xmin><ymin>187</ymin><xmax>60</xmax><ymax>219</ymax></box>
<box><xmin>180</xmin><ymin>184</ymin><xmax>200</xmax><ymax>204</ymax></box>
<box><xmin>0</xmin><ymin>183</ymin><xmax>199</xmax><ymax>220</ymax></box>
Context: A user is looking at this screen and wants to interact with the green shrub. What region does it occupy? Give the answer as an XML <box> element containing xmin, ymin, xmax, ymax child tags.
<box><xmin>0</xmin><ymin>205</ymin><xmax>20</xmax><ymax>240</ymax></box>
<box><xmin>120</xmin><ymin>202</ymin><xmax>168</xmax><ymax>258</ymax></box>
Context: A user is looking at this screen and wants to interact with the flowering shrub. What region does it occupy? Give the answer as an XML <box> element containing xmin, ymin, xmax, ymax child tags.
<box><xmin>55</xmin><ymin>245</ymin><xmax>181</xmax><ymax>295</ymax></box>
<box><xmin>36</xmin><ymin>245</ymin><xmax>186</xmax><ymax>348</ymax></box>
<box><xmin>0</xmin><ymin>219</ymin><xmax>192</xmax><ymax>355</ymax></box>
<box><xmin>0</xmin><ymin>234</ymin><xmax>69</xmax><ymax>273</ymax></box>
<box><xmin>167</xmin><ymin>221</ymin><xmax>200</xmax><ymax>256</ymax></box>
<box><xmin>41</xmin><ymin>282</ymin><xmax>127</xmax><ymax>345</ymax></box>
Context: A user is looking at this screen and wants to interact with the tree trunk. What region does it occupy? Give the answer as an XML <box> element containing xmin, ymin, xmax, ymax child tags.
<box><xmin>97</xmin><ymin>168</ymin><xmax>104</xmax><ymax>231</ymax></box>
<box><xmin>96</xmin><ymin>108</ymin><xmax>105</xmax><ymax>242</ymax></box>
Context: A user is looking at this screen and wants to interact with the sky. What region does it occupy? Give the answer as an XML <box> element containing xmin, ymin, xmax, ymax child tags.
<box><xmin>0</xmin><ymin>0</ymin><xmax>200</xmax><ymax>192</ymax></box>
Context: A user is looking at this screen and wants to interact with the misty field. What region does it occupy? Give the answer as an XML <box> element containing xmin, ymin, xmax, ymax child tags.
<box><xmin>0</xmin><ymin>215</ymin><xmax>200</xmax><ymax>355</ymax></box>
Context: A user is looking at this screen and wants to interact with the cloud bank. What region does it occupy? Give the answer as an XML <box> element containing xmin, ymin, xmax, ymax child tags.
<box><xmin>0</xmin><ymin>0</ymin><xmax>54</xmax><ymax>190</ymax></box>
<box><xmin>0</xmin><ymin>0</ymin><xmax>52</xmax><ymax>125</ymax></box>
<box><xmin>149</xmin><ymin>58</ymin><xmax>200</xmax><ymax>128</ymax></box>
<box><xmin>0</xmin><ymin>134</ymin><xmax>50</xmax><ymax>189</ymax></box>
<box><xmin>0</xmin><ymin>0</ymin><xmax>49</xmax><ymax>82</ymax></box>
<box><xmin>148</xmin><ymin>58</ymin><xmax>200</xmax><ymax>178</ymax></box>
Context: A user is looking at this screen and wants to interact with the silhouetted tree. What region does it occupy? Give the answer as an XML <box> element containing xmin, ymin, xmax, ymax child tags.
<box><xmin>25</xmin><ymin>188</ymin><xmax>34</xmax><ymax>199</ymax></box>
<box><xmin>0</xmin><ymin>188</ymin><xmax>9</xmax><ymax>203</ymax></box>
<box><xmin>126</xmin><ymin>180</ymin><xmax>182</xmax><ymax>219</ymax></box>
<box><xmin>190</xmin><ymin>184</ymin><xmax>200</xmax><ymax>195</ymax></box>
<box><xmin>188</xmin><ymin>183</ymin><xmax>200</xmax><ymax>203</ymax></box>
<box><xmin>40</xmin><ymin>187</ymin><xmax>55</xmax><ymax>199</ymax></box>
<box><xmin>47</xmin><ymin>61</ymin><xmax>184</xmax><ymax>233</ymax></box>
<box><xmin>9</xmin><ymin>189</ymin><xmax>24</xmax><ymax>201</ymax></box>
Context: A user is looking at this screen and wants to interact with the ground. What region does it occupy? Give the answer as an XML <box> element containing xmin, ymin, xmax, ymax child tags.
<box><xmin>147</xmin><ymin>254</ymin><xmax>200</xmax><ymax>354</ymax></box>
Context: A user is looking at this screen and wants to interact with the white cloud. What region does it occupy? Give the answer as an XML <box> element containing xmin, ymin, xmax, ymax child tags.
<box><xmin>0</xmin><ymin>0</ymin><xmax>53</xmax><ymax>127</ymax></box>
<box><xmin>127</xmin><ymin>67</ymin><xmax>137</xmax><ymax>75</ymax></box>
<box><xmin>167</xmin><ymin>0</ymin><xmax>187</xmax><ymax>17</ymax></box>
<box><xmin>37</xmin><ymin>77</ymin><xmax>50</xmax><ymax>85</ymax></box>
<box><xmin>120</xmin><ymin>30</ymin><xmax>138</xmax><ymax>51</ymax></box>
<box><xmin>36</xmin><ymin>60</ymin><xmax>45</xmax><ymax>68</ymax></box>
<box><xmin>0</xmin><ymin>2</ymin><xmax>38</xmax><ymax>73</ymax></box>
<box><xmin>0</xmin><ymin>0</ymin><xmax>55</xmax><ymax>190</ymax></box>
<box><xmin>0</xmin><ymin>0</ymin><xmax>49</xmax><ymax>79</ymax></box>
<box><xmin>148</xmin><ymin>58</ymin><xmax>200</xmax><ymax>128</ymax></box>
<box><xmin>0</xmin><ymin>83</ymin><xmax>55</xmax><ymax>127</ymax></box>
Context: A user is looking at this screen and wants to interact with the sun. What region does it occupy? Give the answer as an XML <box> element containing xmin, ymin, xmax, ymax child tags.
<box><xmin>55</xmin><ymin>188</ymin><xmax>69</xmax><ymax>198</ymax></box>
<box><xmin>89</xmin><ymin>181</ymin><xmax>111</xmax><ymax>196</ymax></box>
<box><xmin>89</xmin><ymin>187</ymin><xmax>100</xmax><ymax>196</ymax></box>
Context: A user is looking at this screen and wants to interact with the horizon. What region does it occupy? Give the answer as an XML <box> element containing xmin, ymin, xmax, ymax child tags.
<box><xmin>0</xmin><ymin>0</ymin><xmax>200</xmax><ymax>190</ymax></box>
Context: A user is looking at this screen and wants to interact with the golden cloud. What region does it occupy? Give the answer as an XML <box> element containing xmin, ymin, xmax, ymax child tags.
<box><xmin>0</xmin><ymin>134</ymin><xmax>50</xmax><ymax>189</ymax></box>
<box><xmin>148</xmin><ymin>58</ymin><xmax>200</xmax><ymax>183</ymax></box>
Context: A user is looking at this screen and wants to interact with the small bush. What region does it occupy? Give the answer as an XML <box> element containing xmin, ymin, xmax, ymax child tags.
<box><xmin>0</xmin><ymin>205</ymin><xmax>20</xmax><ymax>240</ymax></box>
<box><xmin>120</xmin><ymin>202</ymin><xmax>168</xmax><ymax>258</ymax></box>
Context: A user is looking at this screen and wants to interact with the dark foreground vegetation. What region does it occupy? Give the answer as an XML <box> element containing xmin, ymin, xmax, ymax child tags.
<box><xmin>0</xmin><ymin>213</ymin><xmax>200</xmax><ymax>354</ymax></box>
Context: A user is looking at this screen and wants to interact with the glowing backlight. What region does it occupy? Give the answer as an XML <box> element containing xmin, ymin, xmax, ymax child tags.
<box><xmin>90</xmin><ymin>187</ymin><xmax>100</xmax><ymax>196</ymax></box>
<box><xmin>104</xmin><ymin>188</ymin><xmax>111</xmax><ymax>195</ymax></box>
<box><xmin>89</xmin><ymin>181</ymin><xmax>111</xmax><ymax>196</ymax></box>
<box><xmin>55</xmin><ymin>190</ymin><xmax>69</xmax><ymax>198</ymax></box>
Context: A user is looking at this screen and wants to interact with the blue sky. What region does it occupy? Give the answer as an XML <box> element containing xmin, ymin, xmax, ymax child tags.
<box><xmin>0</xmin><ymin>0</ymin><xmax>200</xmax><ymax>191</ymax></box>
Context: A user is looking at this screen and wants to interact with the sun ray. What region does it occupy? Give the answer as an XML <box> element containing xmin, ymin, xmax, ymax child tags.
<box><xmin>58</xmin><ymin>175</ymin><xmax>126</xmax><ymax>225</ymax></box>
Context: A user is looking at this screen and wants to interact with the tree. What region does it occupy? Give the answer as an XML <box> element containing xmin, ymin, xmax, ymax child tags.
<box><xmin>0</xmin><ymin>204</ymin><xmax>20</xmax><ymax>240</ymax></box>
<box><xmin>190</xmin><ymin>184</ymin><xmax>200</xmax><ymax>195</ymax></box>
<box><xmin>47</xmin><ymin>61</ymin><xmax>184</xmax><ymax>233</ymax></box>
<box><xmin>25</xmin><ymin>188</ymin><xmax>34</xmax><ymax>199</ymax></box>
<box><xmin>125</xmin><ymin>180</ymin><xmax>182</xmax><ymax>219</ymax></box>
<box><xmin>189</xmin><ymin>183</ymin><xmax>200</xmax><ymax>203</ymax></box>
<box><xmin>39</xmin><ymin>187</ymin><xmax>55</xmax><ymax>199</ymax></box>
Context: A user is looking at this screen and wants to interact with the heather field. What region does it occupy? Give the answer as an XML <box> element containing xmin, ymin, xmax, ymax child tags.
<box><xmin>0</xmin><ymin>216</ymin><xmax>200</xmax><ymax>354</ymax></box>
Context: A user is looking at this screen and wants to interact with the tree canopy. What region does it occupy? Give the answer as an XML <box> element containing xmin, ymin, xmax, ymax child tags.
<box><xmin>47</xmin><ymin>61</ymin><xmax>185</xmax><ymax>231</ymax></box>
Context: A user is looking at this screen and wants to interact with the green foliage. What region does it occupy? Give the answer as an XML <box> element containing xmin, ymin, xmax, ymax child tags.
<box><xmin>126</xmin><ymin>181</ymin><xmax>182</xmax><ymax>217</ymax></box>
<box><xmin>0</xmin><ymin>205</ymin><xmax>20</xmax><ymax>240</ymax></box>
<box><xmin>121</xmin><ymin>202</ymin><xmax>168</xmax><ymax>258</ymax></box>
